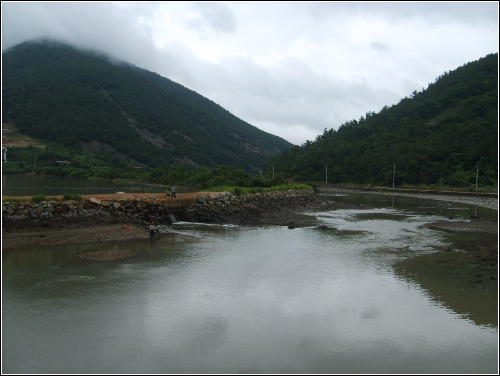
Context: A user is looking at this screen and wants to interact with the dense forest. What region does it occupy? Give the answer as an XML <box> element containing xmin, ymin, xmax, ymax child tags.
<box><xmin>2</xmin><ymin>40</ymin><xmax>292</xmax><ymax>172</ymax></box>
<box><xmin>268</xmin><ymin>53</ymin><xmax>498</xmax><ymax>189</ymax></box>
<box><xmin>2</xmin><ymin>40</ymin><xmax>498</xmax><ymax>190</ymax></box>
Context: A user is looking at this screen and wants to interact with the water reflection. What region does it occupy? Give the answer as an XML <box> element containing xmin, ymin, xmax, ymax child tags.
<box><xmin>394</xmin><ymin>243</ymin><xmax>498</xmax><ymax>328</ymax></box>
<box><xmin>2</xmin><ymin>195</ymin><xmax>498</xmax><ymax>374</ymax></box>
<box><xmin>323</xmin><ymin>191</ymin><xmax>498</xmax><ymax>221</ymax></box>
<box><xmin>2</xmin><ymin>174</ymin><xmax>164</xmax><ymax>196</ymax></box>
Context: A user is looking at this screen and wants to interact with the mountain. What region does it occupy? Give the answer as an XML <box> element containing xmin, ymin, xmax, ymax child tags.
<box><xmin>2</xmin><ymin>40</ymin><xmax>293</xmax><ymax>172</ymax></box>
<box><xmin>270</xmin><ymin>53</ymin><xmax>498</xmax><ymax>188</ymax></box>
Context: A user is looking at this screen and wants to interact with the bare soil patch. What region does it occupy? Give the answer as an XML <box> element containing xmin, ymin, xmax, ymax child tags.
<box><xmin>2</xmin><ymin>133</ymin><xmax>45</xmax><ymax>148</ymax></box>
<box><xmin>2</xmin><ymin>223</ymin><xmax>149</xmax><ymax>251</ymax></box>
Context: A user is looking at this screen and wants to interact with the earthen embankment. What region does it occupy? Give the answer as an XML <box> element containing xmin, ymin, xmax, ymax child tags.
<box><xmin>2</xmin><ymin>189</ymin><xmax>358</xmax><ymax>250</ymax></box>
<box><xmin>3</xmin><ymin>189</ymin><xmax>353</xmax><ymax>232</ymax></box>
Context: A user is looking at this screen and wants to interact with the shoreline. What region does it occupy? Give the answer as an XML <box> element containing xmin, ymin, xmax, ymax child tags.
<box><xmin>2</xmin><ymin>222</ymin><xmax>150</xmax><ymax>251</ymax></box>
<box><xmin>320</xmin><ymin>187</ymin><xmax>498</xmax><ymax>275</ymax></box>
<box><xmin>318</xmin><ymin>187</ymin><xmax>498</xmax><ymax>210</ymax></box>
<box><xmin>2</xmin><ymin>189</ymin><xmax>498</xmax><ymax>253</ymax></box>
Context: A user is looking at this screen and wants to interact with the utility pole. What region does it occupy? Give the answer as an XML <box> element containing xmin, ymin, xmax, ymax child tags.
<box><xmin>475</xmin><ymin>158</ymin><xmax>483</xmax><ymax>191</ymax></box>
<box><xmin>272</xmin><ymin>162</ymin><xmax>275</xmax><ymax>180</ymax></box>
<box><xmin>392</xmin><ymin>163</ymin><xmax>395</xmax><ymax>189</ymax></box>
<box><xmin>476</xmin><ymin>163</ymin><xmax>479</xmax><ymax>191</ymax></box>
<box><xmin>325</xmin><ymin>164</ymin><xmax>328</xmax><ymax>187</ymax></box>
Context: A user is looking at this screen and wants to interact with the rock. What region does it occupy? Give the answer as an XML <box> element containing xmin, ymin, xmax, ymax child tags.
<box><xmin>88</xmin><ymin>197</ymin><xmax>102</xmax><ymax>205</ymax></box>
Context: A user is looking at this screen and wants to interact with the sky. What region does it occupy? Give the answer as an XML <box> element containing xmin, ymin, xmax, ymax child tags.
<box><xmin>2</xmin><ymin>2</ymin><xmax>498</xmax><ymax>145</ymax></box>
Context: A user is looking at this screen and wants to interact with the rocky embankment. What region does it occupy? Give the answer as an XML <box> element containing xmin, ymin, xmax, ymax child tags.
<box><xmin>2</xmin><ymin>190</ymin><xmax>361</xmax><ymax>251</ymax></box>
<box><xmin>182</xmin><ymin>190</ymin><xmax>356</xmax><ymax>227</ymax></box>
<box><xmin>2</xmin><ymin>190</ymin><xmax>355</xmax><ymax>232</ymax></box>
<box><xmin>2</xmin><ymin>192</ymin><xmax>226</xmax><ymax>230</ymax></box>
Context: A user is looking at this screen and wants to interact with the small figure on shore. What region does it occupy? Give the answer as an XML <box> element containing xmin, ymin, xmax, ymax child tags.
<box><xmin>171</xmin><ymin>186</ymin><xmax>176</xmax><ymax>198</ymax></box>
<box><xmin>165</xmin><ymin>189</ymin><xmax>171</xmax><ymax>198</ymax></box>
<box><xmin>150</xmin><ymin>222</ymin><xmax>156</xmax><ymax>239</ymax></box>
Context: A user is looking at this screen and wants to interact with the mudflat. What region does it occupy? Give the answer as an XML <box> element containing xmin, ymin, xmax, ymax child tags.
<box><xmin>2</xmin><ymin>190</ymin><xmax>497</xmax><ymax>262</ymax></box>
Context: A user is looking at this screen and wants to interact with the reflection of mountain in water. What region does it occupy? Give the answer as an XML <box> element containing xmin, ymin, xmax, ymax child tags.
<box><xmin>394</xmin><ymin>249</ymin><xmax>498</xmax><ymax>328</ymax></box>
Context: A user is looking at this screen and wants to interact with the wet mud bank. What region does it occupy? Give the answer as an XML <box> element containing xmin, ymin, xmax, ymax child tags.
<box><xmin>180</xmin><ymin>190</ymin><xmax>360</xmax><ymax>227</ymax></box>
<box><xmin>3</xmin><ymin>188</ymin><xmax>497</xmax><ymax>273</ymax></box>
<box><xmin>422</xmin><ymin>220</ymin><xmax>498</xmax><ymax>281</ymax></box>
<box><xmin>319</xmin><ymin>187</ymin><xmax>498</xmax><ymax>275</ymax></box>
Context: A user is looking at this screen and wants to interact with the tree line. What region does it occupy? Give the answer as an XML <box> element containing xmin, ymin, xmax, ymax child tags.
<box><xmin>266</xmin><ymin>53</ymin><xmax>498</xmax><ymax>189</ymax></box>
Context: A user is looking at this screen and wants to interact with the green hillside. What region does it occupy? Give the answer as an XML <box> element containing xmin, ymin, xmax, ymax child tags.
<box><xmin>2</xmin><ymin>40</ymin><xmax>292</xmax><ymax>172</ymax></box>
<box><xmin>269</xmin><ymin>53</ymin><xmax>498</xmax><ymax>189</ymax></box>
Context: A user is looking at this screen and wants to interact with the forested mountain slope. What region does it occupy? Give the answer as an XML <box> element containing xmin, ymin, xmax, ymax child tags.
<box><xmin>2</xmin><ymin>40</ymin><xmax>292</xmax><ymax>171</ymax></box>
<box><xmin>270</xmin><ymin>53</ymin><xmax>498</xmax><ymax>188</ymax></box>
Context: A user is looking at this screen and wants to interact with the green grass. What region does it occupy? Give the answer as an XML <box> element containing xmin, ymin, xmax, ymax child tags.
<box><xmin>30</xmin><ymin>195</ymin><xmax>49</xmax><ymax>203</ymax></box>
<box><xmin>3</xmin><ymin>193</ymin><xmax>82</xmax><ymax>203</ymax></box>
<box><xmin>202</xmin><ymin>184</ymin><xmax>314</xmax><ymax>196</ymax></box>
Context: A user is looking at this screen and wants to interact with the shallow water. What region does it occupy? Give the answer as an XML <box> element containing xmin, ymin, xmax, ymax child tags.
<box><xmin>2</xmin><ymin>195</ymin><xmax>498</xmax><ymax>374</ymax></box>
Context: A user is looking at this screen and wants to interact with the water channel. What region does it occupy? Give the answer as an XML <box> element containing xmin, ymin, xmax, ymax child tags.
<box><xmin>2</xmin><ymin>174</ymin><xmax>162</xmax><ymax>196</ymax></box>
<box><xmin>2</xmin><ymin>187</ymin><xmax>498</xmax><ymax>373</ymax></box>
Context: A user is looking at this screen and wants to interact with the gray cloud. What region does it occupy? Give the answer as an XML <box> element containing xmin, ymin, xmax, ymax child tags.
<box><xmin>2</xmin><ymin>2</ymin><xmax>498</xmax><ymax>145</ymax></box>
<box><xmin>370</xmin><ymin>41</ymin><xmax>390</xmax><ymax>54</ymax></box>
<box><xmin>191</xmin><ymin>2</ymin><xmax>237</xmax><ymax>34</ymax></box>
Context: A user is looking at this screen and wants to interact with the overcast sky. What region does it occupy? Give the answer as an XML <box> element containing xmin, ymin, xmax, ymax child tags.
<box><xmin>2</xmin><ymin>2</ymin><xmax>498</xmax><ymax>145</ymax></box>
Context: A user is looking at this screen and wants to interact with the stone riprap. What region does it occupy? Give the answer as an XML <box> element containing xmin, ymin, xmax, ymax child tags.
<box><xmin>2</xmin><ymin>190</ymin><xmax>337</xmax><ymax>230</ymax></box>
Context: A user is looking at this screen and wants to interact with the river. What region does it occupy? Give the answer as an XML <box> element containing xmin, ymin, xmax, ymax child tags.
<box><xmin>1</xmin><ymin>174</ymin><xmax>162</xmax><ymax>196</ymax></box>
<box><xmin>1</xmin><ymin>191</ymin><xmax>498</xmax><ymax>373</ymax></box>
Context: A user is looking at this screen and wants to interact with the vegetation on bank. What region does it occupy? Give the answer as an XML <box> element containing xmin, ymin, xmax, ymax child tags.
<box><xmin>2</xmin><ymin>163</ymin><xmax>315</xmax><ymax>201</ymax></box>
<box><xmin>203</xmin><ymin>184</ymin><xmax>314</xmax><ymax>196</ymax></box>
<box><xmin>2</xmin><ymin>43</ymin><xmax>497</xmax><ymax>193</ymax></box>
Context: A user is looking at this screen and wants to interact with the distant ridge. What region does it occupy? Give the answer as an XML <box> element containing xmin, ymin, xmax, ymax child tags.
<box><xmin>2</xmin><ymin>40</ymin><xmax>293</xmax><ymax>171</ymax></box>
<box><xmin>270</xmin><ymin>53</ymin><xmax>498</xmax><ymax>187</ymax></box>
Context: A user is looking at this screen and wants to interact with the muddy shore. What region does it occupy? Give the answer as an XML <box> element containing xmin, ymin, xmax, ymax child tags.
<box><xmin>2</xmin><ymin>189</ymin><xmax>498</xmax><ymax>270</ymax></box>
<box><xmin>321</xmin><ymin>187</ymin><xmax>498</xmax><ymax>273</ymax></box>
<box><xmin>1</xmin><ymin>190</ymin><xmax>353</xmax><ymax>250</ymax></box>
<box><xmin>319</xmin><ymin>186</ymin><xmax>498</xmax><ymax>210</ymax></box>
